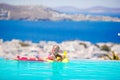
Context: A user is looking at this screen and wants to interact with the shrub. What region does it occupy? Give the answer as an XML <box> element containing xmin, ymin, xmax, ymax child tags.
<box><xmin>19</xmin><ymin>42</ymin><xmax>29</xmax><ymax>47</ymax></box>
<box><xmin>105</xmin><ymin>51</ymin><xmax>120</xmax><ymax>60</ymax></box>
<box><xmin>79</xmin><ymin>43</ymin><xmax>87</xmax><ymax>48</ymax></box>
<box><xmin>101</xmin><ymin>45</ymin><xmax>111</xmax><ymax>52</ymax></box>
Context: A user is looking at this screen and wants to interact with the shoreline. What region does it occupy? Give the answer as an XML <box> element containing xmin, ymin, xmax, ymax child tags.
<box><xmin>0</xmin><ymin>39</ymin><xmax>120</xmax><ymax>60</ymax></box>
<box><xmin>0</xmin><ymin>4</ymin><xmax>120</xmax><ymax>22</ymax></box>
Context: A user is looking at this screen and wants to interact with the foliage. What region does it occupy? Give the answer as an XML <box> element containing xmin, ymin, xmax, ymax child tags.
<box><xmin>101</xmin><ymin>45</ymin><xmax>111</xmax><ymax>52</ymax></box>
<box><xmin>19</xmin><ymin>42</ymin><xmax>29</xmax><ymax>47</ymax></box>
<box><xmin>79</xmin><ymin>43</ymin><xmax>87</xmax><ymax>48</ymax></box>
<box><xmin>104</xmin><ymin>51</ymin><xmax>120</xmax><ymax>60</ymax></box>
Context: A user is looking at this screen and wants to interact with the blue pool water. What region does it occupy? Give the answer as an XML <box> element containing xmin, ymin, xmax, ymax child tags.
<box><xmin>0</xmin><ymin>59</ymin><xmax>120</xmax><ymax>80</ymax></box>
<box><xmin>0</xmin><ymin>20</ymin><xmax>120</xmax><ymax>43</ymax></box>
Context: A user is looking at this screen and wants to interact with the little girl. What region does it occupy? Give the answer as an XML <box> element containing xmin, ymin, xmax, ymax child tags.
<box><xmin>47</xmin><ymin>45</ymin><xmax>63</xmax><ymax>61</ymax></box>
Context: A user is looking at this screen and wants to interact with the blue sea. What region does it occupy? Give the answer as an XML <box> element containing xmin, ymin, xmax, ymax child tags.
<box><xmin>0</xmin><ymin>59</ymin><xmax>120</xmax><ymax>80</ymax></box>
<box><xmin>0</xmin><ymin>20</ymin><xmax>120</xmax><ymax>43</ymax></box>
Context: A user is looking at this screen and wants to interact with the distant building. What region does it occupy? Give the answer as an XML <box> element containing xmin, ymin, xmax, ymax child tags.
<box><xmin>0</xmin><ymin>9</ymin><xmax>10</xmax><ymax>19</ymax></box>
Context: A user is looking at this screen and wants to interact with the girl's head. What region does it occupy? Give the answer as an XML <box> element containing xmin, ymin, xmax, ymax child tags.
<box><xmin>52</xmin><ymin>45</ymin><xmax>60</xmax><ymax>54</ymax></box>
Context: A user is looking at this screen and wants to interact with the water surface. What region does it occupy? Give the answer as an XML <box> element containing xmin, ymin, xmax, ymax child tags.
<box><xmin>0</xmin><ymin>20</ymin><xmax>120</xmax><ymax>43</ymax></box>
<box><xmin>0</xmin><ymin>59</ymin><xmax>120</xmax><ymax>80</ymax></box>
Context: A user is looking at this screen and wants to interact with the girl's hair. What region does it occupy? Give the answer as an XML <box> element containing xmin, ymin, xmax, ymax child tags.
<box><xmin>52</xmin><ymin>45</ymin><xmax>60</xmax><ymax>53</ymax></box>
<box><xmin>53</xmin><ymin>45</ymin><xmax>60</xmax><ymax>49</ymax></box>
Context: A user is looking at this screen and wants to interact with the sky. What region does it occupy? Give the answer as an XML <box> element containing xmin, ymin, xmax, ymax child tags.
<box><xmin>0</xmin><ymin>0</ymin><xmax>120</xmax><ymax>9</ymax></box>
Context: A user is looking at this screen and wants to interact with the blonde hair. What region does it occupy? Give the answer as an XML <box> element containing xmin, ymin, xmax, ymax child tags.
<box><xmin>53</xmin><ymin>45</ymin><xmax>60</xmax><ymax>49</ymax></box>
<box><xmin>52</xmin><ymin>45</ymin><xmax>60</xmax><ymax>53</ymax></box>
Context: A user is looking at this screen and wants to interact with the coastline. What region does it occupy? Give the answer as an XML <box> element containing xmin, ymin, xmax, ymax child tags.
<box><xmin>0</xmin><ymin>39</ymin><xmax>120</xmax><ymax>60</ymax></box>
<box><xmin>0</xmin><ymin>3</ymin><xmax>120</xmax><ymax>22</ymax></box>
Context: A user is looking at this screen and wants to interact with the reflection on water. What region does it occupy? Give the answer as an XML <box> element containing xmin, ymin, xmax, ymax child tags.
<box><xmin>51</xmin><ymin>62</ymin><xmax>64</xmax><ymax>80</ymax></box>
<box><xmin>16</xmin><ymin>61</ymin><xmax>66</xmax><ymax>80</ymax></box>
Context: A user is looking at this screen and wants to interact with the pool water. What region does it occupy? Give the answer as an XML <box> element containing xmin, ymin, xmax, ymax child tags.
<box><xmin>0</xmin><ymin>59</ymin><xmax>120</xmax><ymax>80</ymax></box>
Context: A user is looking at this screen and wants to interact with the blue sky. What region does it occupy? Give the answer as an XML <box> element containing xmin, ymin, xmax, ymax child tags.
<box><xmin>0</xmin><ymin>0</ymin><xmax>120</xmax><ymax>9</ymax></box>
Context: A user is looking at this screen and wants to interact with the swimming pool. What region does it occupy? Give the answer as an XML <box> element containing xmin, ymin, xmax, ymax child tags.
<box><xmin>0</xmin><ymin>59</ymin><xmax>120</xmax><ymax>80</ymax></box>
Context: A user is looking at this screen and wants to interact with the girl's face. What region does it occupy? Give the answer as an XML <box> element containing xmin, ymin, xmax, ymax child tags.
<box><xmin>52</xmin><ymin>46</ymin><xmax>59</xmax><ymax>54</ymax></box>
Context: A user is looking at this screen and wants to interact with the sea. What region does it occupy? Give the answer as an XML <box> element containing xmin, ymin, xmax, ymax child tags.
<box><xmin>0</xmin><ymin>20</ymin><xmax>120</xmax><ymax>43</ymax></box>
